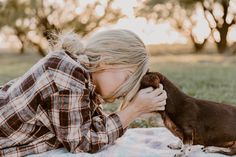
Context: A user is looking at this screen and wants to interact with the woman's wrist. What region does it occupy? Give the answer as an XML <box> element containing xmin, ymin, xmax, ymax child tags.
<box><xmin>128</xmin><ymin>102</ymin><xmax>142</xmax><ymax>117</ymax></box>
<box><xmin>116</xmin><ymin>103</ymin><xmax>140</xmax><ymax>128</ymax></box>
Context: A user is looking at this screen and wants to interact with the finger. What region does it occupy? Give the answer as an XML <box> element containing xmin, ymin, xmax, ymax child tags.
<box><xmin>159</xmin><ymin>84</ymin><xmax>164</xmax><ymax>90</ymax></box>
<box><xmin>153</xmin><ymin>91</ymin><xmax>167</xmax><ymax>103</ymax></box>
<box><xmin>151</xmin><ymin>84</ymin><xmax>164</xmax><ymax>96</ymax></box>
<box><xmin>158</xmin><ymin>100</ymin><xmax>166</xmax><ymax>107</ymax></box>
<box><xmin>154</xmin><ymin>87</ymin><xmax>164</xmax><ymax>97</ymax></box>
<box><xmin>153</xmin><ymin>100</ymin><xmax>166</xmax><ymax>108</ymax></box>
<box><xmin>161</xmin><ymin>90</ymin><xmax>167</xmax><ymax>99</ymax></box>
<box><xmin>157</xmin><ymin>106</ymin><xmax>165</xmax><ymax>111</ymax></box>
<box><xmin>153</xmin><ymin>95</ymin><xmax>167</xmax><ymax>104</ymax></box>
<box><xmin>140</xmin><ymin>87</ymin><xmax>154</xmax><ymax>93</ymax></box>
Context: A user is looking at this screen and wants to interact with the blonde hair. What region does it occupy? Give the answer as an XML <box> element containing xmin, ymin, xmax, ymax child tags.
<box><xmin>49</xmin><ymin>29</ymin><xmax>150</xmax><ymax>110</ymax></box>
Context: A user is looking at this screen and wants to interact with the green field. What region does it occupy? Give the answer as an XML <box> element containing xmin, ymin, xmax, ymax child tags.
<box><xmin>0</xmin><ymin>53</ymin><xmax>41</xmax><ymax>84</ymax></box>
<box><xmin>1</xmin><ymin>52</ymin><xmax>236</xmax><ymax>128</ymax></box>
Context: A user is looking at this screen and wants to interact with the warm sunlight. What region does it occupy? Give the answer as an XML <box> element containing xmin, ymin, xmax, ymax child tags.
<box><xmin>0</xmin><ymin>0</ymin><xmax>236</xmax><ymax>49</ymax></box>
<box><xmin>92</xmin><ymin>0</ymin><xmax>188</xmax><ymax>44</ymax></box>
<box><xmin>1</xmin><ymin>1</ymin><xmax>236</xmax><ymax>156</ymax></box>
<box><xmin>95</xmin><ymin>0</ymin><xmax>236</xmax><ymax>45</ymax></box>
<box><xmin>104</xmin><ymin>18</ymin><xmax>187</xmax><ymax>45</ymax></box>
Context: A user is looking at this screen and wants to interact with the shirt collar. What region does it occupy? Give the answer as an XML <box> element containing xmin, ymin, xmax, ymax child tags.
<box><xmin>87</xmin><ymin>71</ymin><xmax>105</xmax><ymax>105</ymax></box>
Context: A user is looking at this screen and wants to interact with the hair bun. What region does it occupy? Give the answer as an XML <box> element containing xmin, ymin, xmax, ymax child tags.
<box><xmin>60</xmin><ymin>31</ymin><xmax>85</xmax><ymax>55</ymax></box>
<box><xmin>49</xmin><ymin>31</ymin><xmax>85</xmax><ymax>55</ymax></box>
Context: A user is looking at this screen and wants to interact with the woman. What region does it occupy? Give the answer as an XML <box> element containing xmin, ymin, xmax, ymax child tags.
<box><xmin>0</xmin><ymin>29</ymin><xmax>167</xmax><ymax>156</ymax></box>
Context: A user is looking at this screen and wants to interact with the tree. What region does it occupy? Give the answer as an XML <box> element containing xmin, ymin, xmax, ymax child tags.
<box><xmin>0</xmin><ymin>0</ymin><xmax>29</xmax><ymax>54</ymax></box>
<box><xmin>199</xmin><ymin>0</ymin><xmax>236</xmax><ymax>53</ymax></box>
<box><xmin>136</xmin><ymin>0</ymin><xmax>236</xmax><ymax>53</ymax></box>
<box><xmin>0</xmin><ymin>0</ymin><xmax>124</xmax><ymax>56</ymax></box>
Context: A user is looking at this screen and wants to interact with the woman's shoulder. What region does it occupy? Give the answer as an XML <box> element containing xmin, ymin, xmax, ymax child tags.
<box><xmin>45</xmin><ymin>50</ymin><xmax>91</xmax><ymax>88</ymax></box>
<box><xmin>45</xmin><ymin>50</ymin><xmax>84</xmax><ymax>69</ymax></box>
<box><xmin>0</xmin><ymin>77</ymin><xmax>20</xmax><ymax>92</ymax></box>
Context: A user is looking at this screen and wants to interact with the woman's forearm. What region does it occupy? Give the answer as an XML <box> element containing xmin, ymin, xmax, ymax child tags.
<box><xmin>116</xmin><ymin>104</ymin><xmax>140</xmax><ymax>128</ymax></box>
<box><xmin>115</xmin><ymin>85</ymin><xmax>167</xmax><ymax>128</ymax></box>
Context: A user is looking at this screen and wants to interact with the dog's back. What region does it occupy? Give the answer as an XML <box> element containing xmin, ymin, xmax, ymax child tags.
<box><xmin>194</xmin><ymin>99</ymin><xmax>236</xmax><ymax>145</ymax></box>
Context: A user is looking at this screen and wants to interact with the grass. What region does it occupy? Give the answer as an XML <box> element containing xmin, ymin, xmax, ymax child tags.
<box><xmin>0</xmin><ymin>53</ymin><xmax>41</xmax><ymax>84</ymax></box>
<box><xmin>150</xmin><ymin>54</ymin><xmax>236</xmax><ymax>105</ymax></box>
<box><xmin>1</xmin><ymin>52</ymin><xmax>236</xmax><ymax>128</ymax></box>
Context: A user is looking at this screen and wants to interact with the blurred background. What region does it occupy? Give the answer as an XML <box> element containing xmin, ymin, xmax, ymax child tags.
<box><xmin>0</xmin><ymin>0</ymin><xmax>236</xmax><ymax>128</ymax></box>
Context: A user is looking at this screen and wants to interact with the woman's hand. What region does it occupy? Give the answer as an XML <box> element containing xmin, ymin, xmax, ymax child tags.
<box><xmin>130</xmin><ymin>84</ymin><xmax>167</xmax><ymax>116</ymax></box>
<box><xmin>116</xmin><ymin>84</ymin><xmax>167</xmax><ymax>128</ymax></box>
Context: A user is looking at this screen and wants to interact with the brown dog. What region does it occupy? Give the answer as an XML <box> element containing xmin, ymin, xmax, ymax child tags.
<box><xmin>140</xmin><ymin>72</ymin><xmax>236</xmax><ymax>156</ymax></box>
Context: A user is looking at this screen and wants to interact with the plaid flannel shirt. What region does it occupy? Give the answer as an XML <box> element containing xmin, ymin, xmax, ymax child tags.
<box><xmin>0</xmin><ymin>51</ymin><xmax>125</xmax><ymax>157</ymax></box>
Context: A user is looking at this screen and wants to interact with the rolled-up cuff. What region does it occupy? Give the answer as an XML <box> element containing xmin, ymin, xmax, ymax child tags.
<box><xmin>106</xmin><ymin>113</ymin><xmax>126</xmax><ymax>144</ymax></box>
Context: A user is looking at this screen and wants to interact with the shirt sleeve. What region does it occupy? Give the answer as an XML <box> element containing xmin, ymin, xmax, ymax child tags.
<box><xmin>0</xmin><ymin>77</ymin><xmax>20</xmax><ymax>90</ymax></box>
<box><xmin>48</xmin><ymin>90</ymin><xmax>125</xmax><ymax>154</ymax></box>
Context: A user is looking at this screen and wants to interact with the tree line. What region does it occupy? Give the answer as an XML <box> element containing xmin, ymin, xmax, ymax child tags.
<box><xmin>0</xmin><ymin>0</ymin><xmax>235</xmax><ymax>55</ymax></box>
<box><xmin>0</xmin><ymin>0</ymin><xmax>123</xmax><ymax>56</ymax></box>
<box><xmin>137</xmin><ymin>0</ymin><xmax>236</xmax><ymax>54</ymax></box>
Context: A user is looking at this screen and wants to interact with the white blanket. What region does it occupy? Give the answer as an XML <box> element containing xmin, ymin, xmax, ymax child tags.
<box><xmin>28</xmin><ymin>127</ymin><xmax>235</xmax><ymax>157</ymax></box>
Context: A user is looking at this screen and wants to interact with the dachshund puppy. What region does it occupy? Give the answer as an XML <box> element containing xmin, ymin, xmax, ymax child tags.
<box><xmin>140</xmin><ymin>72</ymin><xmax>236</xmax><ymax>156</ymax></box>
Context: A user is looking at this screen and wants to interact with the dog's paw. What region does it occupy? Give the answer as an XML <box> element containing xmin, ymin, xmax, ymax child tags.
<box><xmin>173</xmin><ymin>149</ymin><xmax>188</xmax><ymax>157</ymax></box>
<box><xmin>202</xmin><ymin>146</ymin><xmax>231</xmax><ymax>153</ymax></box>
<box><xmin>168</xmin><ymin>142</ymin><xmax>182</xmax><ymax>150</ymax></box>
<box><xmin>174</xmin><ymin>152</ymin><xmax>187</xmax><ymax>157</ymax></box>
<box><xmin>202</xmin><ymin>147</ymin><xmax>216</xmax><ymax>153</ymax></box>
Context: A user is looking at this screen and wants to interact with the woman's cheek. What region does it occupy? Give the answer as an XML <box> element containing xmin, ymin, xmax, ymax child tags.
<box><xmin>99</xmin><ymin>78</ymin><xmax>116</xmax><ymax>97</ymax></box>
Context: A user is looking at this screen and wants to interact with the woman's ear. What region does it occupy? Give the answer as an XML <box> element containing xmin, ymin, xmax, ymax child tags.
<box><xmin>140</xmin><ymin>72</ymin><xmax>160</xmax><ymax>89</ymax></box>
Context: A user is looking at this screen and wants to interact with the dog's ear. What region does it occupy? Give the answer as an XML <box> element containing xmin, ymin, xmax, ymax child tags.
<box><xmin>140</xmin><ymin>72</ymin><xmax>160</xmax><ymax>89</ymax></box>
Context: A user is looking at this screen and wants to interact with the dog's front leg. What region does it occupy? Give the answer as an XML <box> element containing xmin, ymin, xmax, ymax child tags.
<box><xmin>174</xmin><ymin>128</ymin><xmax>194</xmax><ymax>157</ymax></box>
<box><xmin>202</xmin><ymin>141</ymin><xmax>236</xmax><ymax>156</ymax></box>
<box><xmin>168</xmin><ymin>140</ymin><xmax>182</xmax><ymax>150</ymax></box>
<box><xmin>174</xmin><ymin>144</ymin><xmax>193</xmax><ymax>157</ymax></box>
<box><xmin>202</xmin><ymin>146</ymin><xmax>231</xmax><ymax>154</ymax></box>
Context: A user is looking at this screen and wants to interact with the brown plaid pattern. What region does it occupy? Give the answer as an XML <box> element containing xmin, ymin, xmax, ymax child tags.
<box><xmin>0</xmin><ymin>51</ymin><xmax>125</xmax><ymax>157</ymax></box>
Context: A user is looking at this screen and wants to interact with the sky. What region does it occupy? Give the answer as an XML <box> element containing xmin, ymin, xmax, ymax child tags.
<box><xmin>92</xmin><ymin>0</ymin><xmax>187</xmax><ymax>45</ymax></box>
<box><xmin>96</xmin><ymin>0</ymin><xmax>236</xmax><ymax>45</ymax></box>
